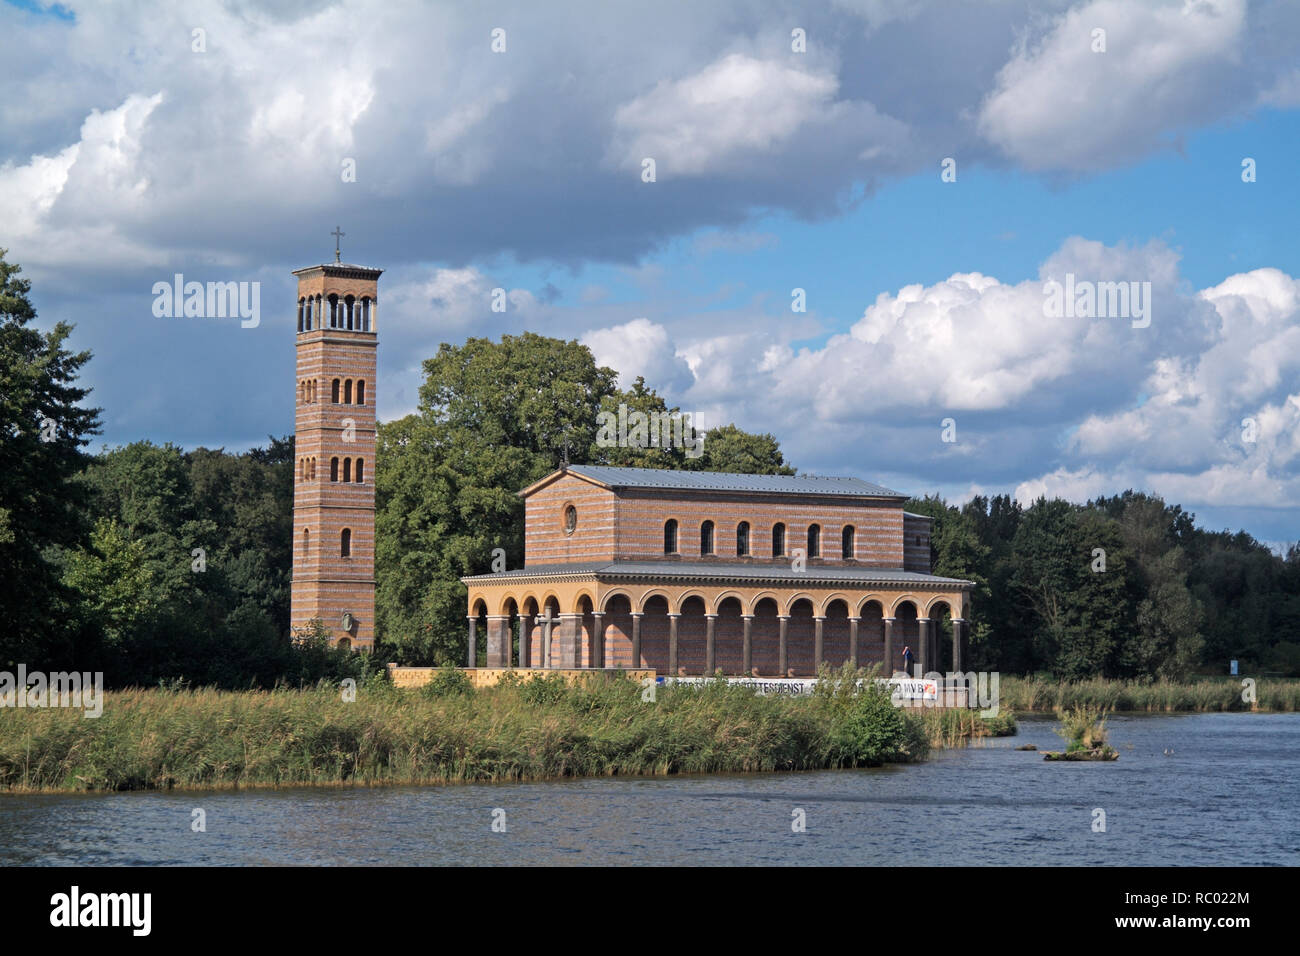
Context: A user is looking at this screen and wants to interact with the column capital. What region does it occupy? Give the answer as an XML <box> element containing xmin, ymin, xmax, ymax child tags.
<box><xmin>777</xmin><ymin>614</ymin><xmax>790</xmax><ymax>621</ymax></box>
<box><xmin>486</xmin><ymin>614</ymin><xmax>511</xmax><ymax>621</ymax></box>
<box><xmin>667</xmin><ymin>613</ymin><xmax>681</xmax><ymax>619</ymax></box>
<box><xmin>813</xmin><ymin>615</ymin><xmax>826</xmax><ymax>622</ymax></box>
<box><xmin>630</xmin><ymin>612</ymin><xmax>643</xmax><ymax>619</ymax></box>
<box><xmin>741</xmin><ymin>614</ymin><xmax>754</xmax><ymax>621</ymax></box>
<box><xmin>848</xmin><ymin>616</ymin><xmax>861</xmax><ymax>623</ymax></box>
<box><xmin>704</xmin><ymin>613</ymin><xmax>718</xmax><ymax>620</ymax></box>
<box><xmin>883</xmin><ymin>616</ymin><xmax>897</xmax><ymax>623</ymax></box>
<box><xmin>952</xmin><ymin>618</ymin><xmax>967</xmax><ymax>624</ymax></box>
<box><xmin>917</xmin><ymin>617</ymin><xmax>931</xmax><ymax>623</ymax></box>
<box><xmin>558</xmin><ymin>612</ymin><xmax>583</xmax><ymax>620</ymax></box>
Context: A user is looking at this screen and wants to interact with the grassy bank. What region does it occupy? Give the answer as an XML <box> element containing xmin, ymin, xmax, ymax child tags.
<box><xmin>999</xmin><ymin>676</ymin><xmax>1300</xmax><ymax>713</ymax></box>
<box><xmin>1</xmin><ymin>669</ymin><xmax>1019</xmax><ymax>793</ymax></box>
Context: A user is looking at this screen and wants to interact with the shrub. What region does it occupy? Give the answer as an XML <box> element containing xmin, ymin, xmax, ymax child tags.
<box><xmin>423</xmin><ymin>665</ymin><xmax>473</xmax><ymax>699</ymax></box>
<box><xmin>519</xmin><ymin>672</ymin><xmax>571</xmax><ymax>705</ymax></box>
<box><xmin>832</xmin><ymin>683</ymin><xmax>928</xmax><ymax>765</ymax></box>
<box><xmin>1055</xmin><ymin>704</ymin><xmax>1110</xmax><ymax>752</ymax></box>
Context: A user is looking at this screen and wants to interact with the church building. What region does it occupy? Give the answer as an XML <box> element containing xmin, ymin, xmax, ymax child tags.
<box><xmin>462</xmin><ymin>465</ymin><xmax>974</xmax><ymax>677</ymax></box>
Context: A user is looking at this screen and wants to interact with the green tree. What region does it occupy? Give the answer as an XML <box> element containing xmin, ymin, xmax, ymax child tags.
<box><xmin>594</xmin><ymin>377</ymin><xmax>685</xmax><ymax>469</ymax></box>
<box><xmin>689</xmin><ymin>423</ymin><xmax>794</xmax><ymax>475</ymax></box>
<box><xmin>1008</xmin><ymin>499</ymin><xmax>1137</xmax><ymax>678</ymax></box>
<box><xmin>0</xmin><ymin>250</ymin><xmax>102</xmax><ymax>664</ymax></box>
<box><xmin>60</xmin><ymin>517</ymin><xmax>160</xmax><ymax>650</ymax></box>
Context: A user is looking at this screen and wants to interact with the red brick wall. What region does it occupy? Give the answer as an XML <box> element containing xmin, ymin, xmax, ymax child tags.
<box><xmin>524</xmin><ymin>474</ymin><xmax>617</xmax><ymax>565</ymax></box>
<box><xmin>523</xmin><ymin>478</ymin><xmax>910</xmax><ymax>568</ymax></box>
<box><xmin>903</xmin><ymin>513</ymin><xmax>932</xmax><ymax>573</ymax></box>
<box><xmin>614</xmin><ymin>489</ymin><xmax>905</xmax><ymax>567</ymax></box>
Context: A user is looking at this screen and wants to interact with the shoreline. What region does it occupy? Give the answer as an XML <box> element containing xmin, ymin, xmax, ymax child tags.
<box><xmin>6</xmin><ymin>674</ymin><xmax>1297</xmax><ymax>796</ymax></box>
<box><xmin>0</xmin><ymin>675</ymin><xmax>1010</xmax><ymax>795</ymax></box>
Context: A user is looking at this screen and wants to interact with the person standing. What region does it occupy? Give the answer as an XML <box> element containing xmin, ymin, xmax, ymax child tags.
<box><xmin>901</xmin><ymin>644</ymin><xmax>913</xmax><ymax>676</ymax></box>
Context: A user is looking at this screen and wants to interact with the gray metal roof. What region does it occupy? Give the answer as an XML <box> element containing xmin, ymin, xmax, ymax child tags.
<box><xmin>463</xmin><ymin>560</ymin><xmax>970</xmax><ymax>587</ymax></box>
<box><xmin>563</xmin><ymin>464</ymin><xmax>905</xmax><ymax>498</ymax></box>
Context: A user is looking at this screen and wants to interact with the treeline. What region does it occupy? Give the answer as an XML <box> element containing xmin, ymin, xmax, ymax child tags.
<box><xmin>4</xmin><ymin>250</ymin><xmax>1299</xmax><ymax>684</ymax></box>
<box><xmin>908</xmin><ymin>492</ymin><xmax>1300</xmax><ymax>679</ymax></box>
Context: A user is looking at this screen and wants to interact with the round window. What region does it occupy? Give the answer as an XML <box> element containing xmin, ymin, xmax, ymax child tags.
<box><xmin>564</xmin><ymin>505</ymin><xmax>577</xmax><ymax>535</ymax></box>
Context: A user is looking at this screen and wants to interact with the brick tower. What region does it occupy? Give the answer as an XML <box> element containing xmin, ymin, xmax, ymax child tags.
<box><xmin>290</xmin><ymin>246</ymin><xmax>382</xmax><ymax>651</ymax></box>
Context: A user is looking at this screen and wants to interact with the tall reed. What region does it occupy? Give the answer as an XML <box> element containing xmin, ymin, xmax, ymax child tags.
<box><xmin>997</xmin><ymin>676</ymin><xmax>1300</xmax><ymax>713</ymax></box>
<box><xmin>0</xmin><ymin>671</ymin><xmax>941</xmax><ymax>793</ymax></box>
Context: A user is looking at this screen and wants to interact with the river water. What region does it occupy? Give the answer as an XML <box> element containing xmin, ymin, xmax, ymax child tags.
<box><xmin>1</xmin><ymin>713</ymin><xmax>1296</xmax><ymax>865</ymax></box>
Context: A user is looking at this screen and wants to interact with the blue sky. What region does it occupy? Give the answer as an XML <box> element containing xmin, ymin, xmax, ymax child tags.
<box><xmin>4</xmin><ymin>0</ymin><xmax>1300</xmax><ymax>545</ymax></box>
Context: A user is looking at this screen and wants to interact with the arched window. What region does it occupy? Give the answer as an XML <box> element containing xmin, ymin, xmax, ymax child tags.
<box><xmin>737</xmin><ymin>521</ymin><xmax>750</xmax><ymax>556</ymax></box>
<box><xmin>337</xmin><ymin>637</ymin><xmax>351</xmax><ymax>651</ymax></box>
<box><xmin>330</xmin><ymin>457</ymin><xmax>339</xmax><ymax>482</ymax></box>
<box><xmin>331</xmin><ymin>379</ymin><xmax>340</xmax><ymax>403</ymax></box>
<box><xmin>345</xmin><ymin>296</ymin><xmax>355</xmax><ymax>330</ymax></box>
<box><xmin>305</xmin><ymin>297</ymin><xmax>313</xmax><ymax>330</ymax></box>
<box><xmin>664</xmin><ymin>519</ymin><xmax>678</xmax><ymax>554</ymax></box>
<box><xmin>356</xmin><ymin>380</ymin><xmax>365</xmax><ymax>405</ymax></box>
<box><xmin>343</xmin><ymin>379</ymin><xmax>353</xmax><ymax>404</ymax></box>
<box><xmin>808</xmin><ymin>524</ymin><xmax>821</xmax><ymax>559</ymax></box>
<box><xmin>297</xmin><ymin>298</ymin><xmax>304</xmax><ymax>332</ymax></box>
<box><xmin>329</xmin><ymin>295</ymin><xmax>338</xmax><ymax>328</ymax></box>
<box><xmin>341</xmin><ymin>528</ymin><xmax>351</xmax><ymax>557</ymax></box>
<box><xmin>315</xmin><ymin>294</ymin><xmax>322</xmax><ymax>328</ymax></box>
<box><xmin>361</xmin><ymin>297</ymin><xmax>371</xmax><ymax>331</ymax></box>
<box><xmin>298</xmin><ymin>458</ymin><xmax>304</xmax><ymax>482</ymax></box>
<box><xmin>700</xmin><ymin>520</ymin><xmax>714</xmax><ymax>555</ymax></box>
<box><xmin>302</xmin><ymin>527</ymin><xmax>309</xmax><ymax>560</ymax></box>
<box><xmin>309</xmin><ymin>457</ymin><xmax>316</xmax><ymax>480</ymax></box>
<box><xmin>842</xmin><ymin>526</ymin><xmax>855</xmax><ymax>560</ymax></box>
<box><xmin>355</xmin><ymin>458</ymin><xmax>364</xmax><ymax>483</ymax></box>
<box><xmin>343</xmin><ymin>458</ymin><xmax>352</xmax><ymax>482</ymax></box>
<box><xmin>772</xmin><ymin>522</ymin><xmax>785</xmax><ymax>557</ymax></box>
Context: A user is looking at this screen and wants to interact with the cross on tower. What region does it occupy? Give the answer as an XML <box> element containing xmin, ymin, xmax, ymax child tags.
<box><xmin>331</xmin><ymin>226</ymin><xmax>345</xmax><ymax>263</ymax></box>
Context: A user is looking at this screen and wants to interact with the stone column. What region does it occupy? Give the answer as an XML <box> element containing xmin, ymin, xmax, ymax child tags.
<box><xmin>557</xmin><ymin>614</ymin><xmax>582</xmax><ymax>668</ymax></box>
<box><xmin>778</xmin><ymin>615</ymin><xmax>789</xmax><ymax>677</ymax></box>
<box><xmin>705</xmin><ymin>614</ymin><xmax>717</xmax><ymax>675</ymax></box>
<box><xmin>883</xmin><ymin>617</ymin><xmax>895</xmax><ymax>675</ymax></box>
<box><xmin>519</xmin><ymin>617</ymin><xmax>530</xmax><ymax>669</ymax></box>
<box><xmin>466</xmin><ymin>616</ymin><xmax>477</xmax><ymax>668</ymax></box>
<box><xmin>668</xmin><ymin>614</ymin><xmax>680</xmax><ymax>676</ymax></box>
<box><xmin>486</xmin><ymin>615</ymin><xmax>511</xmax><ymax>668</ymax></box>
<box><xmin>849</xmin><ymin>617</ymin><xmax>860</xmax><ymax>668</ymax></box>
<box><xmin>741</xmin><ymin>615</ymin><xmax>754</xmax><ymax>675</ymax></box>
<box><xmin>630</xmin><ymin>613</ymin><xmax>643</xmax><ymax>669</ymax></box>
<box><xmin>813</xmin><ymin>616</ymin><xmax>825</xmax><ymax>671</ymax></box>
<box><xmin>591</xmin><ymin>612</ymin><xmax>605</xmax><ymax>669</ymax></box>
<box><xmin>917</xmin><ymin>618</ymin><xmax>930</xmax><ymax>676</ymax></box>
<box><xmin>952</xmin><ymin>618</ymin><xmax>965</xmax><ymax>673</ymax></box>
<box><xmin>540</xmin><ymin>611</ymin><xmax>555</xmax><ymax>669</ymax></box>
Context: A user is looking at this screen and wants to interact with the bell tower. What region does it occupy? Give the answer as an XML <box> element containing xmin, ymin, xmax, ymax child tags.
<box><xmin>290</xmin><ymin>237</ymin><xmax>382</xmax><ymax>651</ymax></box>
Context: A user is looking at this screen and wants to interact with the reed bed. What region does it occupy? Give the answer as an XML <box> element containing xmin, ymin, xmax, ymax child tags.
<box><xmin>910</xmin><ymin>707</ymin><xmax>1018</xmax><ymax>748</ymax></box>
<box><xmin>0</xmin><ymin>671</ymin><xmax>945</xmax><ymax>793</ymax></box>
<box><xmin>998</xmin><ymin>676</ymin><xmax>1300</xmax><ymax>713</ymax></box>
